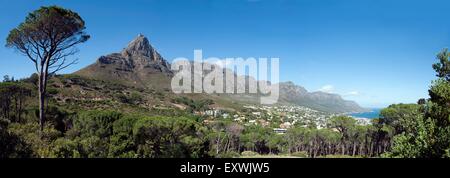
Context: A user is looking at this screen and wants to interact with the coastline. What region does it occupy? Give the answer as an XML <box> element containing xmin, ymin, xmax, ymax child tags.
<box><xmin>346</xmin><ymin>108</ymin><xmax>382</xmax><ymax>120</ymax></box>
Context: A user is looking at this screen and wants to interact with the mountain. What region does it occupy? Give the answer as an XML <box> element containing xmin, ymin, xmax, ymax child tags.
<box><xmin>75</xmin><ymin>34</ymin><xmax>366</xmax><ymax>113</ymax></box>
<box><xmin>278</xmin><ymin>82</ymin><xmax>367</xmax><ymax>113</ymax></box>
<box><xmin>75</xmin><ymin>34</ymin><xmax>172</xmax><ymax>90</ymax></box>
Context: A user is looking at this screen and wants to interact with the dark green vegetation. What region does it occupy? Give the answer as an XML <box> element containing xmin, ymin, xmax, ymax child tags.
<box><xmin>0</xmin><ymin>75</ymin><xmax>393</xmax><ymax>158</ymax></box>
<box><xmin>0</xmin><ymin>63</ymin><xmax>445</xmax><ymax>158</ymax></box>
<box><xmin>1</xmin><ymin>47</ymin><xmax>450</xmax><ymax>158</ymax></box>
<box><xmin>385</xmin><ymin>49</ymin><xmax>450</xmax><ymax>158</ymax></box>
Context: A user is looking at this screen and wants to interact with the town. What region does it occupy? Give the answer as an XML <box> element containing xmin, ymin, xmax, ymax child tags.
<box><xmin>201</xmin><ymin>105</ymin><xmax>371</xmax><ymax>134</ymax></box>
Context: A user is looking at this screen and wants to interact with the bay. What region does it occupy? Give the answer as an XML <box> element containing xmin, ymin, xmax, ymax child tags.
<box><xmin>348</xmin><ymin>108</ymin><xmax>382</xmax><ymax>119</ymax></box>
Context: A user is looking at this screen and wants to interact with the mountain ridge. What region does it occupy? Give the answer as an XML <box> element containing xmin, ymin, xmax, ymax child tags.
<box><xmin>278</xmin><ymin>81</ymin><xmax>367</xmax><ymax>113</ymax></box>
<box><xmin>75</xmin><ymin>34</ymin><xmax>367</xmax><ymax>113</ymax></box>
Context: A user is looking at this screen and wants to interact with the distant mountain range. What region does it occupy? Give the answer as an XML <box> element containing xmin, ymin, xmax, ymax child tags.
<box><xmin>75</xmin><ymin>34</ymin><xmax>367</xmax><ymax>113</ymax></box>
<box><xmin>278</xmin><ymin>82</ymin><xmax>366</xmax><ymax>113</ymax></box>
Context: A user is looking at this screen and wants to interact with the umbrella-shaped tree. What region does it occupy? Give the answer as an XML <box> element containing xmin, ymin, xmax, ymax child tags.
<box><xmin>6</xmin><ymin>6</ymin><xmax>89</xmax><ymax>131</ymax></box>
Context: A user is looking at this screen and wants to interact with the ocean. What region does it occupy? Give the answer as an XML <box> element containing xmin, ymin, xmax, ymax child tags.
<box><xmin>348</xmin><ymin>108</ymin><xmax>382</xmax><ymax>119</ymax></box>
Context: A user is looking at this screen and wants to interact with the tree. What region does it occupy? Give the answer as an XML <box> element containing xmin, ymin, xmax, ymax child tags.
<box><xmin>70</xmin><ymin>111</ymin><xmax>122</xmax><ymax>139</ymax></box>
<box><xmin>432</xmin><ymin>48</ymin><xmax>450</xmax><ymax>81</ymax></box>
<box><xmin>369</xmin><ymin>118</ymin><xmax>394</xmax><ymax>156</ymax></box>
<box><xmin>133</xmin><ymin>116</ymin><xmax>209</xmax><ymax>158</ymax></box>
<box><xmin>3</xmin><ymin>75</ymin><xmax>10</xmax><ymax>82</ymax></box>
<box><xmin>6</xmin><ymin>6</ymin><xmax>90</xmax><ymax>131</ymax></box>
<box><xmin>380</xmin><ymin>104</ymin><xmax>422</xmax><ymax>135</ymax></box>
<box><xmin>387</xmin><ymin>49</ymin><xmax>450</xmax><ymax>158</ymax></box>
<box><xmin>328</xmin><ymin>116</ymin><xmax>356</xmax><ymax>155</ymax></box>
<box><xmin>0</xmin><ymin>82</ymin><xmax>32</xmax><ymax>122</ymax></box>
<box><xmin>224</xmin><ymin>122</ymin><xmax>244</xmax><ymax>153</ymax></box>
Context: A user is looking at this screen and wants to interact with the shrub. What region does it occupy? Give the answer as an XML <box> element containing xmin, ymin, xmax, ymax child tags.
<box><xmin>71</xmin><ymin>110</ymin><xmax>122</xmax><ymax>138</ymax></box>
<box><xmin>49</xmin><ymin>138</ymin><xmax>81</xmax><ymax>158</ymax></box>
<box><xmin>77</xmin><ymin>136</ymin><xmax>109</xmax><ymax>158</ymax></box>
<box><xmin>108</xmin><ymin>133</ymin><xmax>137</xmax><ymax>158</ymax></box>
<box><xmin>133</xmin><ymin>116</ymin><xmax>209</xmax><ymax>158</ymax></box>
<box><xmin>108</xmin><ymin>115</ymin><xmax>140</xmax><ymax>158</ymax></box>
<box><xmin>7</xmin><ymin>122</ymin><xmax>61</xmax><ymax>157</ymax></box>
<box><xmin>129</xmin><ymin>92</ymin><xmax>143</xmax><ymax>104</ymax></box>
<box><xmin>0</xmin><ymin>118</ymin><xmax>32</xmax><ymax>158</ymax></box>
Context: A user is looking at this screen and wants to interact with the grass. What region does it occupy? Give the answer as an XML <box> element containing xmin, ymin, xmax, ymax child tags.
<box><xmin>240</xmin><ymin>154</ymin><xmax>305</xmax><ymax>158</ymax></box>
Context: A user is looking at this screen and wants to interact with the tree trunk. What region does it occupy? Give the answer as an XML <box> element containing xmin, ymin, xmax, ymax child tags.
<box><xmin>216</xmin><ymin>136</ymin><xmax>220</xmax><ymax>155</ymax></box>
<box><xmin>38</xmin><ymin>74</ymin><xmax>45</xmax><ymax>132</ymax></box>
<box><xmin>38</xmin><ymin>56</ymin><xmax>50</xmax><ymax>133</ymax></box>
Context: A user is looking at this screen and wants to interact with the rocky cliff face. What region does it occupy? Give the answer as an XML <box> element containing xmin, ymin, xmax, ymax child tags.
<box><xmin>119</xmin><ymin>34</ymin><xmax>171</xmax><ymax>72</ymax></box>
<box><xmin>95</xmin><ymin>34</ymin><xmax>172</xmax><ymax>74</ymax></box>
<box><xmin>76</xmin><ymin>34</ymin><xmax>172</xmax><ymax>89</ymax></box>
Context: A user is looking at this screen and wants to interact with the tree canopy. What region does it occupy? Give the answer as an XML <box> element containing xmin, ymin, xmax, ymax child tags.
<box><xmin>6</xmin><ymin>6</ymin><xmax>89</xmax><ymax>73</ymax></box>
<box><xmin>6</xmin><ymin>6</ymin><xmax>89</xmax><ymax>131</ymax></box>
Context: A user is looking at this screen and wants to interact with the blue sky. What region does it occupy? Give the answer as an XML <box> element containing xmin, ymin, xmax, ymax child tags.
<box><xmin>1</xmin><ymin>0</ymin><xmax>449</xmax><ymax>108</ymax></box>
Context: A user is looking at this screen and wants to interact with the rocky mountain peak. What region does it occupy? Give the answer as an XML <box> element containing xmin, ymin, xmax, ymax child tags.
<box><xmin>122</xmin><ymin>34</ymin><xmax>158</xmax><ymax>59</ymax></box>
<box><xmin>280</xmin><ymin>81</ymin><xmax>308</xmax><ymax>95</ymax></box>
<box><xmin>76</xmin><ymin>34</ymin><xmax>173</xmax><ymax>88</ymax></box>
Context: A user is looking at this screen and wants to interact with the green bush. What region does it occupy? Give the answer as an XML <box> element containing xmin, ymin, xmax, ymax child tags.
<box><xmin>115</xmin><ymin>92</ymin><xmax>142</xmax><ymax>104</ymax></box>
<box><xmin>129</xmin><ymin>92</ymin><xmax>143</xmax><ymax>103</ymax></box>
<box><xmin>77</xmin><ymin>136</ymin><xmax>109</xmax><ymax>158</ymax></box>
<box><xmin>133</xmin><ymin>116</ymin><xmax>209</xmax><ymax>158</ymax></box>
<box><xmin>8</xmin><ymin>122</ymin><xmax>61</xmax><ymax>157</ymax></box>
<box><xmin>108</xmin><ymin>133</ymin><xmax>137</xmax><ymax>158</ymax></box>
<box><xmin>47</xmin><ymin>87</ymin><xmax>59</xmax><ymax>95</ymax></box>
<box><xmin>71</xmin><ymin>110</ymin><xmax>122</xmax><ymax>138</ymax></box>
<box><xmin>108</xmin><ymin>115</ymin><xmax>140</xmax><ymax>158</ymax></box>
<box><xmin>0</xmin><ymin>118</ymin><xmax>32</xmax><ymax>158</ymax></box>
<box><xmin>49</xmin><ymin>138</ymin><xmax>81</xmax><ymax>158</ymax></box>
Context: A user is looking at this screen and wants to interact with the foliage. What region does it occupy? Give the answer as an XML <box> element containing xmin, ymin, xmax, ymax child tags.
<box><xmin>133</xmin><ymin>116</ymin><xmax>208</xmax><ymax>158</ymax></box>
<box><xmin>7</xmin><ymin>122</ymin><xmax>61</xmax><ymax>157</ymax></box>
<box><xmin>387</xmin><ymin>49</ymin><xmax>450</xmax><ymax>158</ymax></box>
<box><xmin>380</xmin><ymin>103</ymin><xmax>422</xmax><ymax>134</ymax></box>
<box><xmin>432</xmin><ymin>48</ymin><xmax>450</xmax><ymax>81</ymax></box>
<box><xmin>174</xmin><ymin>97</ymin><xmax>214</xmax><ymax>112</ymax></box>
<box><xmin>0</xmin><ymin>118</ymin><xmax>32</xmax><ymax>158</ymax></box>
<box><xmin>48</xmin><ymin>138</ymin><xmax>81</xmax><ymax>158</ymax></box>
<box><xmin>0</xmin><ymin>82</ymin><xmax>32</xmax><ymax>122</ymax></box>
<box><xmin>70</xmin><ymin>110</ymin><xmax>122</xmax><ymax>139</ymax></box>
